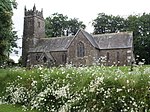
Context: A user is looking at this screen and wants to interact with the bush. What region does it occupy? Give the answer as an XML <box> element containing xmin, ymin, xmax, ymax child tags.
<box><xmin>0</xmin><ymin>66</ymin><xmax>150</xmax><ymax>112</ymax></box>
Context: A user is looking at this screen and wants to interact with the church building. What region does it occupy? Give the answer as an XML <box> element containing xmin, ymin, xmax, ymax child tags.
<box><xmin>22</xmin><ymin>5</ymin><xmax>134</xmax><ymax>67</ymax></box>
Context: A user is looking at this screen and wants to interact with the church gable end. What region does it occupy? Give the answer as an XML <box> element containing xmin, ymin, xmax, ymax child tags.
<box><xmin>67</xmin><ymin>29</ymin><xmax>100</xmax><ymax>66</ymax></box>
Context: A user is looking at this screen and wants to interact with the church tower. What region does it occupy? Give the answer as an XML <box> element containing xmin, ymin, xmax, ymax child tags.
<box><xmin>22</xmin><ymin>5</ymin><xmax>45</xmax><ymax>66</ymax></box>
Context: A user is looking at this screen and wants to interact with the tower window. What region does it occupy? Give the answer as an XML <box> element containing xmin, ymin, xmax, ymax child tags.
<box><xmin>38</xmin><ymin>21</ymin><xmax>40</xmax><ymax>28</ymax></box>
<box><xmin>27</xmin><ymin>20</ymin><xmax>32</xmax><ymax>28</ymax></box>
<box><xmin>77</xmin><ymin>42</ymin><xmax>85</xmax><ymax>57</ymax></box>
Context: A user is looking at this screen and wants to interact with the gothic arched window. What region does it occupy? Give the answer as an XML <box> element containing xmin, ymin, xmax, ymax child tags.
<box><xmin>36</xmin><ymin>54</ymin><xmax>40</xmax><ymax>62</ymax></box>
<box><xmin>107</xmin><ymin>52</ymin><xmax>109</xmax><ymax>61</ymax></box>
<box><xmin>77</xmin><ymin>42</ymin><xmax>85</xmax><ymax>57</ymax></box>
<box><xmin>62</xmin><ymin>53</ymin><xmax>67</xmax><ymax>63</ymax></box>
<box><xmin>43</xmin><ymin>56</ymin><xmax>47</xmax><ymax>63</ymax></box>
<box><xmin>117</xmin><ymin>52</ymin><xmax>119</xmax><ymax>61</ymax></box>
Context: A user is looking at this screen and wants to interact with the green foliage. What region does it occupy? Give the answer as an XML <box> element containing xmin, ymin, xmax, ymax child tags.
<box><xmin>45</xmin><ymin>13</ymin><xmax>86</xmax><ymax>37</ymax></box>
<box><xmin>93</xmin><ymin>13</ymin><xmax>150</xmax><ymax>64</ymax></box>
<box><xmin>67</xmin><ymin>18</ymin><xmax>86</xmax><ymax>35</ymax></box>
<box><xmin>92</xmin><ymin>13</ymin><xmax>126</xmax><ymax>34</ymax></box>
<box><xmin>0</xmin><ymin>104</ymin><xmax>39</xmax><ymax>112</ymax></box>
<box><xmin>0</xmin><ymin>66</ymin><xmax>150</xmax><ymax>111</ymax></box>
<box><xmin>0</xmin><ymin>0</ymin><xmax>18</xmax><ymax>65</ymax></box>
<box><xmin>127</xmin><ymin>13</ymin><xmax>150</xmax><ymax>64</ymax></box>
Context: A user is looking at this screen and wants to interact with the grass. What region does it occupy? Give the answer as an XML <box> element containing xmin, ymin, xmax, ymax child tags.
<box><xmin>0</xmin><ymin>104</ymin><xmax>39</xmax><ymax>112</ymax></box>
<box><xmin>0</xmin><ymin>65</ymin><xmax>150</xmax><ymax>111</ymax></box>
<box><xmin>0</xmin><ymin>67</ymin><xmax>41</xmax><ymax>97</ymax></box>
<box><xmin>0</xmin><ymin>65</ymin><xmax>147</xmax><ymax>96</ymax></box>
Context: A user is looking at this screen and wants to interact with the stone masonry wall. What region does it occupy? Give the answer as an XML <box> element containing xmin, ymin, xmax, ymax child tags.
<box><xmin>68</xmin><ymin>31</ymin><xmax>99</xmax><ymax>66</ymax></box>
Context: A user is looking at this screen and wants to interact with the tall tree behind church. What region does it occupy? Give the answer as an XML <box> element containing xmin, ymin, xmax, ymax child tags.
<box><xmin>127</xmin><ymin>14</ymin><xmax>150</xmax><ymax>64</ymax></box>
<box><xmin>0</xmin><ymin>0</ymin><xmax>18</xmax><ymax>65</ymax></box>
<box><xmin>45</xmin><ymin>13</ymin><xmax>86</xmax><ymax>37</ymax></box>
<box><xmin>92</xmin><ymin>13</ymin><xmax>150</xmax><ymax>64</ymax></box>
<box><xmin>92</xmin><ymin>13</ymin><xmax>127</xmax><ymax>34</ymax></box>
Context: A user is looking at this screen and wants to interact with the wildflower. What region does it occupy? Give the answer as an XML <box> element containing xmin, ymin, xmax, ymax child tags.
<box><xmin>138</xmin><ymin>62</ymin><xmax>144</xmax><ymax>65</ymax></box>
<box><xmin>127</xmin><ymin>80</ymin><xmax>129</xmax><ymax>84</ymax></box>
<box><xmin>31</xmin><ymin>80</ymin><xmax>37</xmax><ymax>87</ymax></box>
<box><xmin>52</xmin><ymin>83</ymin><xmax>69</xmax><ymax>99</ymax></box>
<box><xmin>116</xmin><ymin>88</ymin><xmax>122</xmax><ymax>92</ymax></box>
<box><xmin>144</xmin><ymin>67</ymin><xmax>150</xmax><ymax>74</ymax></box>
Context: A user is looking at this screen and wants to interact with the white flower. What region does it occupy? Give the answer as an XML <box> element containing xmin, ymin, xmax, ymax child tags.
<box><xmin>54</xmin><ymin>84</ymin><xmax>69</xmax><ymax>98</ymax></box>
<box><xmin>116</xmin><ymin>88</ymin><xmax>122</xmax><ymax>92</ymax></box>
<box><xmin>144</xmin><ymin>68</ymin><xmax>150</xmax><ymax>74</ymax></box>
<box><xmin>127</xmin><ymin>80</ymin><xmax>129</xmax><ymax>84</ymax></box>
<box><xmin>31</xmin><ymin>80</ymin><xmax>37</xmax><ymax>86</ymax></box>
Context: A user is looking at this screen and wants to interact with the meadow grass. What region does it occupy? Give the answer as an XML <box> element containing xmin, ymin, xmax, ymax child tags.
<box><xmin>0</xmin><ymin>65</ymin><xmax>150</xmax><ymax>111</ymax></box>
<box><xmin>0</xmin><ymin>104</ymin><xmax>39</xmax><ymax>112</ymax></box>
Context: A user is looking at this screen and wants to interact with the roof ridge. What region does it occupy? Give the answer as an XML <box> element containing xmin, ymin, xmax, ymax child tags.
<box><xmin>81</xmin><ymin>30</ymin><xmax>99</xmax><ymax>49</ymax></box>
<box><xmin>93</xmin><ymin>31</ymin><xmax>132</xmax><ymax>37</ymax></box>
<box><xmin>40</xmin><ymin>36</ymin><xmax>73</xmax><ymax>40</ymax></box>
<box><xmin>93</xmin><ymin>32</ymin><xmax>133</xmax><ymax>49</ymax></box>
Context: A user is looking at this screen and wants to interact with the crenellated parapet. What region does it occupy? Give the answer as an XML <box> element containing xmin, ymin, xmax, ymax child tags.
<box><xmin>24</xmin><ymin>4</ymin><xmax>43</xmax><ymax>18</ymax></box>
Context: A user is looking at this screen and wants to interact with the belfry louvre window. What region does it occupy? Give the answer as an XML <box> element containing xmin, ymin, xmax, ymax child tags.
<box><xmin>77</xmin><ymin>42</ymin><xmax>85</xmax><ymax>57</ymax></box>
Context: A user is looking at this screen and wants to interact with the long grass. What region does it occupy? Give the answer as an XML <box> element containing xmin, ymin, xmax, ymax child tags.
<box><xmin>0</xmin><ymin>65</ymin><xmax>150</xmax><ymax>111</ymax></box>
<box><xmin>0</xmin><ymin>104</ymin><xmax>39</xmax><ymax>112</ymax></box>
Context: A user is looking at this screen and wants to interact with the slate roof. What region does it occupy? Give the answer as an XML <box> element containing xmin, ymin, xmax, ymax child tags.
<box><xmin>81</xmin><ymin>30</ymin><xmax>99</xmax><ymax>49</ymax></box>
<box><xmin>29</xmin><ymin>30</ymin><xmax>133</xmax><ymax>53</ymax></box>
<box><xmin>29</xmin><ymin>36</ymin><xmax>73</xmax><ymax>52</ymax></box>
<box><xmin>93</xmin><ymin>32</ymin><xmax>133</xmax><ymax>49</ymax></box>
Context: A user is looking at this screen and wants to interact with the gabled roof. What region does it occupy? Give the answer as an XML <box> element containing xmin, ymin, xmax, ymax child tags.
<box><xmin>66</xmin><ymin>29</ymin><xmax>99</xmax><ymax>49</ymax></box>
<box><xmin>81</xmin><ymin>29</ymin><xmax>99</xmax><ymax>49</ymax></box>
<box><xmin>29</xmin><ymin>36</ymin><xmax>73</xmax><ymax>52</ymax></box>
<box><xmin>93</xmin><ymin>32</ymin><xmax>133</xmax><ymax>49</ymax></box>
<box><xmin>29</xmin><ymin>29</ymin><xmax>133</xmax><ymax>53</ymax></box>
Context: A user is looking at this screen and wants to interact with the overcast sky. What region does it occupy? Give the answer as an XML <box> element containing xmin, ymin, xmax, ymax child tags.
<box><xmin>11</xmin><ymin>0</ymin><xmax>150</xmax><ymax>62</ymax></box>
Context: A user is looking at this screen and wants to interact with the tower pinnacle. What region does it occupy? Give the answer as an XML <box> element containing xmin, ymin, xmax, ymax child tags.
<box><xmin>33</xmin><ymin>4</ymin><xmax>36</xmax><ymax>11</ymax></box>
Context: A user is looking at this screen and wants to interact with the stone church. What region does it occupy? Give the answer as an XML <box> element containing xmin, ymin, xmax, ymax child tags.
<box><xmin>22</xmin><ymin>5</ymin><xmax>134</xmax><ymax>67</ymax></box>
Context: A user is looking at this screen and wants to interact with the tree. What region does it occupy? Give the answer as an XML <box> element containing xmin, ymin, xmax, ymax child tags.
<box><xmin>45</xmin><ymin>13</ymin><xmax>68</xmax><ymax>37</ymax></box>
<box><xmin>45</xmin><ymin>13</ymin><xmax>86</xmax><ymax>37</ymax></box>
<box><xmin>127</xmin><ymin>13</ymin><xmax>150</xmax><ymax>64</ymax></box>
<box><xmin>0</xmin><ymin>0</ymin><xmax>18</xmax><ymax>65</ymax></box>
<box><xmin>92</xmin><ymin>13</ymin><xmax>126</xmax><ymax>34</ymax></box>
<box><xmin>93</xmin><ymin>13</ymin><xmax>150</xmax><ymax>64</ymax></box>
<box><xmin>67</xmin><ymin>18</ymin><xmax>86</xmax><ymax>35</ymax></box>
